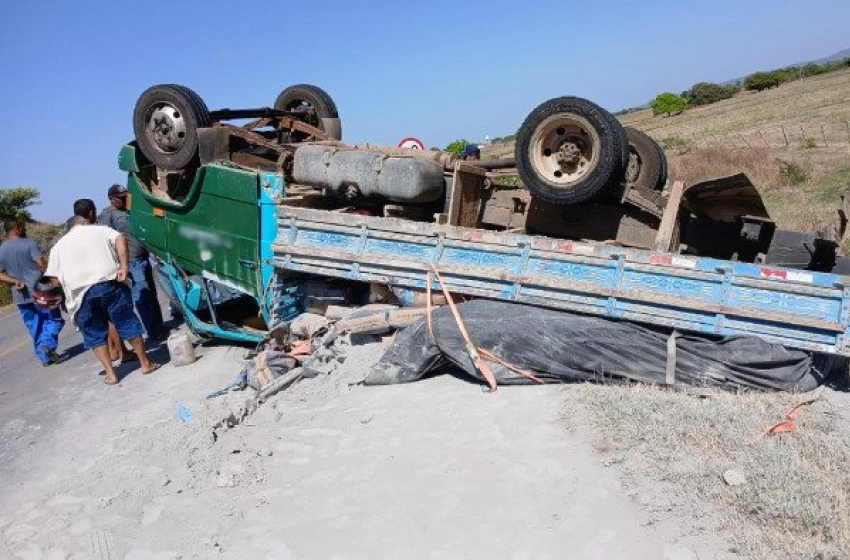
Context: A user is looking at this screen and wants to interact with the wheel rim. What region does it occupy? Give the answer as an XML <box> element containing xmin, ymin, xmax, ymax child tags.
<box><xmin>145</xmin><ymin>102</ymin><xmax>187</xmax><ymax>154</ymax></box>
<box><xmin>626</xmin><ymin>146</ymin><xmax>641</xmax><ymax>184</ymax></box>
<box><xmin>529</xmin><ymin>115</ymin><xmax>601</xmax><ymax>187</ymax></box>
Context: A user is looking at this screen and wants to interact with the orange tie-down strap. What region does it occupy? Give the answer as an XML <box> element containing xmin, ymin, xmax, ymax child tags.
<box><xmin>426</xmin><ymin>265</ymin><xmax>545</xmax><ymax>392</ymax></box>
<box><xmin>758</xmin><ymin>387</ymin><xmax>823</xmax><ymax>439</ymax></box>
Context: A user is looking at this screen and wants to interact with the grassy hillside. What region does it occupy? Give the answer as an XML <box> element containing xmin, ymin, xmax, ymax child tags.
<box><xmin>620</xmin><ymin>67</ymin><xmax>850</xmax><ymax>142</ymax></box>
<box><xmin>484</xmin><ymin>68</ymin><xmax>850</xmax><ymax>233</ymax></box>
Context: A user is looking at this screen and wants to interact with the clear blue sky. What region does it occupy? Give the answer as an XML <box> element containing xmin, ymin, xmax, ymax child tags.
<box><xmin>1</xmin><ymin>0</ymin><xmax>849</xmax><ymax>223</ymax></box>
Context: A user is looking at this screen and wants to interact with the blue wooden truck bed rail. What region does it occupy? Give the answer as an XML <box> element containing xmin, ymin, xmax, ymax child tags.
<box><xmin>272</xmin><ymin>206</ymin><xmax>850</xmax><ymax>356</ymax></box>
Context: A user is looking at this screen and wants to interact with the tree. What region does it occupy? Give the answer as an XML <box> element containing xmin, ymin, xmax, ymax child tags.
<box><xmin>444</xmin><ymin>139</ymin><xmax>472</xmax><ymax>157</ymax></box>
<box><xmin>651</xmin><ymin>92</ymin><xmax>688</xmax><ymax>117</ymax></box>
<box><xmin>743</xmin><ymin>70</ymin><xmax>788</xmax><ymax>92</ymax></box>
<box><xmin>683</xmin><ymin>82</ymin><xmax>739</xmax><ymax>106</ymax></box>
<box><xmin>800</xmin><ymin>63</ymin><xmax>825</xmax><ymax>78</ymax></box>
<box><xmin>0</xmin><ymin>187</ymin><xmax>40</xmax><ymax>222</ymax></box>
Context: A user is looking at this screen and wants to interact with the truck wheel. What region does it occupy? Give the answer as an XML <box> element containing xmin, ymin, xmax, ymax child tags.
<box><xmin>625</xmin><ymin>127</ymin><xmax>667</xmax><ymax>191</ymax></box>
<box><xmin>274</xmin><ymin>84</ymin><xmax>342</xmax><ymax>141</ymax></box>
<box><xmin>133</xmin><ymin>84</ymin><xmax>210</xmax><ymax>170</ymax></box>
<box><xmin>515</xmin><ymin>96</ymin><xmax>628</xmax><ymax>205</ymax></box>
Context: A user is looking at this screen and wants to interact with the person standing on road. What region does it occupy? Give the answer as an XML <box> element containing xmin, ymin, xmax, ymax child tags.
<box><xmin>97</xmin><ymin>184</ymin><xmax>167</xmax><ymax>340</ymax></box>
<box><xmin>64</xmin><ymin>215</ymin><xmax>137</xmax><ymax>364</ymax></box>
<box><xmin>0</xmin><ymin>219</ymin><xmax>65</xmax><ymax>366</ymax></box>
<box><xmin>46</xmin><ymin>200</ymin><xmax>160</xmax><ymax>385</ymax></box>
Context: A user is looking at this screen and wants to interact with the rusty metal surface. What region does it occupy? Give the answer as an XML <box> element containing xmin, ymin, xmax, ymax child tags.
<box><xmin>683</xmin><ymin>173</ymin><xmax>771</xmax><ymax>222</ymax></box>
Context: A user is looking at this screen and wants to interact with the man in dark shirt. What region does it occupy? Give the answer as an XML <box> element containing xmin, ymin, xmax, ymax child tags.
<box><xmin>97</xmin><ymin>184</ymin><xmax>166</xmax><ymax>339</ymax></box>
<box><xmin>0</xmin><ymin>219</ymin><xmax>65</xmax><ymax>366</ymax></box>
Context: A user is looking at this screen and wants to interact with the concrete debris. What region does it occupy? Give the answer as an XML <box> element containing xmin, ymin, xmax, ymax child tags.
<box><xmin>323</xmin><ymin>304</ymin><xmax>360</xmax><ymax>321</ymax></box>
<box><xmin>289</xmin><ymin>313</ymin><xmax>330</xmax><ymax>339</ymax></box>
<box><xmin>722</xmin><ymin>469</ymin><xmax>747</xmax><ymax>486</ymax></box>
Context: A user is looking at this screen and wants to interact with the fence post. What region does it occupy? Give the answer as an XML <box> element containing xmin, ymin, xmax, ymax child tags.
<box><xmin>821</xmin><ymin>124</ymin><xmax>828</xmax><ymax>147</ymax></box>
<box><xmin>845</xmin><ymin>121</ymin><xmax>850</xmax><ymax>148</ymax></box>
<box><xmin>800</xmin><ymin>124</ymin><xmax>806</xmax><ymax>144</ymax></box>
<box><xmin>758</xmin><ymin>130</ymin><xmax>769</xmax><ymax>147</ymax></box>
<box><xmin>781</xmin><ymin>125</ymin><xmax>789</xmax><ymax>146</ymax></box>
<box><xmin>738</xmin><ymin>134</ymin><xmax>752</xmax><ymax>148</ymax></box>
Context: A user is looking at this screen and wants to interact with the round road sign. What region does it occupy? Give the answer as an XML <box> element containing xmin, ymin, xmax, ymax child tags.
<box><xmin>398</xmin><ymin>137</ymin><xmax>425</xmax><ymax>150</ymax></box>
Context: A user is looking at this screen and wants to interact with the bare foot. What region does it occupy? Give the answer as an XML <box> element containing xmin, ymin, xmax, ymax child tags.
<box><xmin>104</xmin><ymin>376</ymin><xmax>119</xmax><ymax>385</ymax></box>
<box><xmin>142</xmin><ymin>363</ymin><xmax>161</xmax><ymax>375</ymax></box>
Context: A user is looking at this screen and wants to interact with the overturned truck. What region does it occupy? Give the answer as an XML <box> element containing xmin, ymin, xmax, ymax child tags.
<box><xmin>121</xmin><ymin>84</ymin><xmax>850</xmax><ymax>368</ymax></box>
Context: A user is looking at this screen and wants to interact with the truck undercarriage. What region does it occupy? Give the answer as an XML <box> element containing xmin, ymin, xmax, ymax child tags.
<box><xmin>122</xmin><ymin>84</ymin><xmax>850</xmax><ymax>353</ymax></box>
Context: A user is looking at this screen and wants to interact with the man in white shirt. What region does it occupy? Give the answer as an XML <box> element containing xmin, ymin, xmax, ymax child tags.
<box><xmin>46</xmin><ymin>199</ymin><xmax>160</xmax><ymax>385</ymax></box>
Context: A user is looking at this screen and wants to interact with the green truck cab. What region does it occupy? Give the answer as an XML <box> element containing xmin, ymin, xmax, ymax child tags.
<box><xmin>120</xmin><ymin>143</ymin><xmax>298</xmax><ymax>343</ymax></box>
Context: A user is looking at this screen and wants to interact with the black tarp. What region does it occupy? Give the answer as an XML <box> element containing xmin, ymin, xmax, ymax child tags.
<box><xmin>365</xmin><ymin>300</ymin><xmax>843</xmax><ymax>392</ymax></box>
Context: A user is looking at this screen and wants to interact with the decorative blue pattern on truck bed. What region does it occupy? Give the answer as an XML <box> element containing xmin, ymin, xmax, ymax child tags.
<box><xmin>273</xmin><ymin>206</ymin><xmax>850</xmax><ymax>356</ymax></box>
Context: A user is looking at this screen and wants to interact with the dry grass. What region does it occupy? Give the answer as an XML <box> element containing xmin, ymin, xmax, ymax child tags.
<box><xmin>564</xmin><ymin>382</ymin><xmax>850</xmax><ymax>558</ymax></box>
<box><xmin>664</xmin><ymin>146</ymin><xmax>850</xmax><ymax>232</ymax></box>
<box><xmin>620</xmin><ymin>68</ymin><xmax>850</xmax><ymax>141</ymax></box>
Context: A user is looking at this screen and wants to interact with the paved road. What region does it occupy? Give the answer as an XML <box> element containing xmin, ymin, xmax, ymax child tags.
<box><xmin>0</xmin><ymin>299</ymin><xmax>174</xmax><ymax>469</ymax></box>
<box><xmin>0</xmin><ymin>308</ymin><xmax>89</xmax><ymax>462</ymax></box>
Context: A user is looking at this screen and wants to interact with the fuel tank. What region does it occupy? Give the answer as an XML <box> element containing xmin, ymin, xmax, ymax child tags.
<box><xmin>291</xmin><ymin>145</ymin><xmax>445</xmax><ymax>203</ymax></box>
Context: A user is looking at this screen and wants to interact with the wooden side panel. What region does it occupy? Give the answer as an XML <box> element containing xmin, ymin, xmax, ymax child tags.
<box><xmin>447</xmin><ymin>163</ymin><xmax>487</xmax><ymax>227</ymax></box>
<box><xmin>654</xmin><ymin>181</ymin><xmax>685</xmax><ymax>252</ymax></box>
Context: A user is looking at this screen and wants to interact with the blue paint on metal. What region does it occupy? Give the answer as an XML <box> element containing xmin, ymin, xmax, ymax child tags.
<box><xmin>259</xmin><ymin>172</ymin><xmax>302</xmax><ymax>328</ymax></box>
<box><xmin>159</xmin><ymin>261</ymin><xmax>265</xmax><ymax>343</ymax></box>
<box><xmin>366</xmin><ymin>239</ymin><xmax>432</xmax><ymax>260</ymax></box>
<box><xmin>259</xmin><ymin>172</ymin><xmax>281</xmax><ymax>326</ymax></box>
<box><xmin>273</xmin><ymin>211</ymin><xmax>850</xmax><ymax>356</ymax></box>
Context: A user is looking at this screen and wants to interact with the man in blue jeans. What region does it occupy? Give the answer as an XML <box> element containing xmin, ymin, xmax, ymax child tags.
<box><xmin>0</xmin><ymin>219</ymin><xmax>65</xmax><ymax>366</ymax></box>
<box><xmin>46</xmin><ymin>200</ymin><xmax>160</xmax><ymax>385</ymax></box>
<box><xmin>98</xmin><ymin>184</ymin><xmax>167</xmax><ymax>340</ymax></box>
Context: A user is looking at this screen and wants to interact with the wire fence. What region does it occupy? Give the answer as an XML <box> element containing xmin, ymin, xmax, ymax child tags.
<box><xmin>655</xmin><ymin>121</ymin><xmax>850</xmax><ymax>150</ymax></box>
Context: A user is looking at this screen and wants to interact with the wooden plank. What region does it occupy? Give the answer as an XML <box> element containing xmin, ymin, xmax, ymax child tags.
<box><xmin>447</xmin><ymin>163</ymin><xmax>486</xmax><ymax>227</ymax></box>
<box><xmin>653</xmin><ymin>181</ymin><xmax>685</xmax><ymax>252</ymax></box>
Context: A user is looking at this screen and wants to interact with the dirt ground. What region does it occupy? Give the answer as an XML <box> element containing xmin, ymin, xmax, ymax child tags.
<box><xmin>0</xmin><ymin>327</ymin><xmax>725</xmax><ymax>559</ymax></box>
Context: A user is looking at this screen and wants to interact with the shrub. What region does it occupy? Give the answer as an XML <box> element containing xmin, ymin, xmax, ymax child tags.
<box><xmin>776</xmin><ymin>159</ymin><xmax>808</xmax><ymax>185</ymax></box>
<box><xmin>800</xmin><ymin>63</ymin><xmax>825</xmax><ymax>78</ymax></box>
<box><xmin>659</xmin><ymin>136</ymin><xmax>691</xmax><ymax>151</ymax></box>
<box><xmin>444</xmin><ymin>139</ymin><xmax>472</xmax><ymax>157</ymax></box>
<box><xmin>0</xmin><ymin>187</ymin><xmax>40</xmax><ymax>222</ymax></box>
<box><xmin>0</xmin><ymin>283</ymin><xmax>10</xmax><ymax>307</ymax></box>
<box><xmin>684</xmin><ymin>82</ymin><xmax>740</xmax><ymax>106</ymax></box>
<box><xmin>804</xmin><ymin>137</ymin><xmax>818</xmax><ymax>149</ymax></box>
<box><xmin>743</xmin><ymin>70</ymin><xmax>788</xmax><ymax>92</ymax></box>
<box><xmin>651</xmin><ymin>92</ymin><xmax>688</xmax><ymax>116</ymax></box>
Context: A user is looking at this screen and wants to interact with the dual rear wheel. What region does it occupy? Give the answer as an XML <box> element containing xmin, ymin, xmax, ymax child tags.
<box><xmin>515</xmin><ymin>97</ymin><xmax>667</xmax><ymax>205</ymax></box>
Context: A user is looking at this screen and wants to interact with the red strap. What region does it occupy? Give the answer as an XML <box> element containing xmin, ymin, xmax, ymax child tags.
<box><xmin>429</xmin><ymin>265</ymin><xmax>498</xmax><ymax>392</ymax></box>
<box><xmin>758</xmin><ymin>389</ymin><xmax>822</xmax><ymax>439</ymax></box>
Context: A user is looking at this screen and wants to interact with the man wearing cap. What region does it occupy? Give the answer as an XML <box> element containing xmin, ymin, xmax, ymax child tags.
<box><xmin>98</xmin><ymin>184</ymin><xmax>166</xmax><ymax>340</ymax></box>
<box><xmin>0</xmin><ymin>219</ymin><xmax>65</xmax><ymax>366</ymax></box>
<box><xmin>462</xmin><ymin>144</ymin><xmax>481</xmax><ymax>161</ymax></box>
<box><xmin>47</xmin><ymin>199</ymin><xmax>160</xmax><ymax>385</ymax></box>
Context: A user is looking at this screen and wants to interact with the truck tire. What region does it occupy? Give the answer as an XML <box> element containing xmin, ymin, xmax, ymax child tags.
<box><xmin>515</xmin><ymin>96</ymin><xmax>628</xmax><ymax>205</ymax></box>
<box><xmin>625</xmin><ymin>127</ymin><xmax>668</xmax><ymax>191</ymax></box>
<box><xmin>133</xmin><ymin>84</ymin><xmax>211</xmax><ymax>170</ymax></box>
<box><xmin>274</xmin><ymin>84</ymin><xmax>342</xmax><ymax>141</ymax></box>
